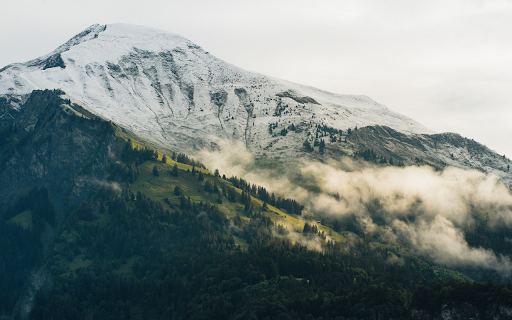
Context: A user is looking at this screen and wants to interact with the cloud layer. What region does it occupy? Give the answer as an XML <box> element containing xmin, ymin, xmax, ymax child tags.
<box><xmin>196</xmin><ymin>140</ymin><xmax>512</xmax><ymax>273</ymax></box>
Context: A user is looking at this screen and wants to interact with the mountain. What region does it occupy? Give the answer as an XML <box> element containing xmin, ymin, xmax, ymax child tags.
<box><xmin>2</xmin><ymin>23</ymin><xmax>509</xmax><ymax>181</ymax></box>
<box><xmin>0</xmin><ymin>92</ymin><xmax>507</xmax><ymax>320</ymax></box>
<box><xmin>2</xmin><ymin>24</ymin><xmax>512</xmax><ymax>320</ymax></box>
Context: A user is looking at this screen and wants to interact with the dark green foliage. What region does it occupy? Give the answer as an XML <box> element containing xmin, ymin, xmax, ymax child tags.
<box><xmin>4</xmin><ymin>186</ymin><xmax>55</xmax><ymax>226</ymax></box>
<box><xmin>171</xmin><ymin>163</ymin><xmax>178</xmax><ymax>177</ymax></box>
<box><xmin>411</xmin><ymin>280</ymin><xmax>512</xmax><ymax>318</ymax></box>
<box><xmin>227</xmin><ymin>176</ymin><xmax>304</xmax><ymax>215</ymax></box>
<box><xmin>174</xmin><ymin>185</ymin><xmax>182</xmax><ymax>196</ymax></box>
<box><xmin>355</xmin><ymin>149</ymin><xmax>405</xmax><ymax>166</ymax></box>
<box><xmin>161</xmin><ymin>154</ymin><xmax>167</xmax><ymax>163</ymax></box>
<box><xmin>204</xmin><ymin>180</ymin><xmax>213</xmax><ymax>193</ymax></box>
<box><xmin>319</xmin><ymin>139</ymin><xmax>325</xmax><ymax>153</ymax></box>
<box><xmin>198</xmin><ymin>171</ymin><xmax>204</xmax><ymax>181</ymax></box>
<box><xmin>303</xmin><ymin>222</ymin><xmax>319</xmax><ymax>234</ymax></box>
<box><xmin>303</xmin><ymin>140</ymin><xmax>313</xmax><ymax>152</ymax></box>
<box><xmin>121</xmin><ymin>139</ymin><xmax>156</xmax><ymax>165</ymax></box>
<box><xmin>0</xmin><ymin>187</ymin><xmax>55</xmax><ymax>312</ymax></box>
<box><xmin>152</xmin><ymin>164</ymin><xmax>159</xmax><ymax>176</ymax></box>
<box><xmin>18</xmin><ymin>178</ymin><xmax>512</xmax><ymax>320</ymax></box>
<box><xmin>175</xmin><ymin>152</ymin><xmax>206</xmax><ymax>169</ymax></box>
<box><xmin>225</xmin><ymin>185</ymin><xmax>237</xmax><ymax>202</ymax></box>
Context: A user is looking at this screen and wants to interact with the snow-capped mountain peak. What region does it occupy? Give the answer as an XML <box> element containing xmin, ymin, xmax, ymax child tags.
<box><xmin>1</xmin><ymin>23</ymin><xmax>509</xmax><ymax>182</ymax></box>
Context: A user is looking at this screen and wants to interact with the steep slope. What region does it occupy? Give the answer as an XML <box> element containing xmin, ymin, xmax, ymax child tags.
<box><xmin>0</xmin><ymin>90</ymin><xmax>117</xmax><ymax>214</ymax></box>
<box><xmin>0</xmin><ymin>23</ymin><xmax>510</xmax><ymax>182</ymax></box>
<box><xmin>328</xmin><ymin>125</ymin><xmax>512</xmax><ymax>181</ymax></box>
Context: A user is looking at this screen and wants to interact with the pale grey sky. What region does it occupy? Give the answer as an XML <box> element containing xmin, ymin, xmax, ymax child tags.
<box><xmin>2</xmin><ymin>0</ymin><xmax>511</xmax><ymax>157</ymax></box>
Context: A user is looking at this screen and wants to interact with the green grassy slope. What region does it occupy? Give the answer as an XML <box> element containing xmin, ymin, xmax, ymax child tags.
<box><xmin>115</xmin><ymin>132</ymin><xmax>346</xmax><ymax>247</ymax></box>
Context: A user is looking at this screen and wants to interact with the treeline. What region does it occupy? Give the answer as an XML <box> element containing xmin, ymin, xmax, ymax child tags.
<box><xmin>112</xmin><ymin>138</ymin><xmax>206</xmax><ymax>183</ymax></box>
<box><xmin>171</xmin><ymin>151</ymin><xmax>206</xmax><ymax>169</ymax></box>
<box><xmin>354</xmin><ymin>148</ymin><xmax>405</xmax><ymax>166</ymax></box>
<box><xmin>227</xmin><ymin>176</ymin><xmax>304</xmax><ymax>215</ymax></box>
<box><xmin>121</xmin><ymin>139</ymin><xmax>158</xmax><ymax>164</ymax></box>
<box><xmin>303</xmin><ymin>124</ymin><xmax>355</xmax><ymax>153</ymax></box>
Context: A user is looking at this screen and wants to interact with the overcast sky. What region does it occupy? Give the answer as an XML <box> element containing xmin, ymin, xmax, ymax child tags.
<box><xmin>2</xmin><ymin>0</ymin><xmax>511</xmax><ymax>157</ymax></box>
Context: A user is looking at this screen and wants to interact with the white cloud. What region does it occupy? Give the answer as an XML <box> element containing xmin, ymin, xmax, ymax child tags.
<box><xmin>196</xmin><ymin>140</ymin><xmax>512</xmax><ymax>273</ymax></box>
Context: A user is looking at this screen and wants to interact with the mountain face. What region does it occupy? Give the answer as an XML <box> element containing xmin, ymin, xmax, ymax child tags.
<box><xmin>0</xmin><ymin>89</ymin><xmax>117</xmax><ymax>214</ymax></box>
<box><xmin>3</xmin><ymin>24</ymin><xmax>512</xmax><ymax>320</ymax></box>
<box><xmin>0</xmin><ymin>23</ymin><xmax>510</xmax><ymax>181</ymax></box>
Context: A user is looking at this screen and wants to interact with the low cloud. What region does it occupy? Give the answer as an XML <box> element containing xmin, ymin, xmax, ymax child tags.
<box><xmin>195</xmin><ymin>139</ymin><xmax>512</xmax><ymax>274</ymax></box>
<box><xmin>87</xmin><ymin>177</ymin><xmax>121</xmax><ymax>193</ymax></box>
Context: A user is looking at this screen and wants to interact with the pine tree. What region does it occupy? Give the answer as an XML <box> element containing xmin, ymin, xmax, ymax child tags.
<box><xmin>162</xmin><ymin>154</ymin><xmax>167</xmax><ymax>163</ymax></box>
<box><xmin>171</xmin><ymin>163</ymin><xmax>178</xmax><ymax>177</ymax></box>
<box><xmin>319</xmin><ymin>139</ymin><xmax>326</xmax><ymax>153</ymax></box>
<box><xmin>198</xmin><ymin>172</ymin><xmax>204</xmax><ymax>181</ymax></box>
<box><xmin>152</xmin><ymin>165</ymin><xmax>159</xmax><ymax>176</ymax></box>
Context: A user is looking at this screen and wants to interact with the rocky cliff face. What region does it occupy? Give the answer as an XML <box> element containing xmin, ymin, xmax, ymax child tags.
<box><xmin>0</xmin><ymin>90</ymin><xmax>117</xmax><ymax>218</ymax></box>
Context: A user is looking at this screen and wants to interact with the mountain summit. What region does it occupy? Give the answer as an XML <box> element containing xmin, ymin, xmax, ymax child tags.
<box><xmin>0</xmin><ymin>24</ymin><xmax>510</xmax><ymax>179</ymax></box>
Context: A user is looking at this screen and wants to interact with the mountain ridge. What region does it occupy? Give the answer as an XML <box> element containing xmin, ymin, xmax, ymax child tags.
<box><xmin>0</xmin><ymin>23</ymin><xmax>510</xmax><ymax>182</ymax></box>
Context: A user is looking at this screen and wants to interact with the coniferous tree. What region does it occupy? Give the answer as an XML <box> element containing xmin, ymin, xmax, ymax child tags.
<box><xmin>162</xmin><ymin>154</ymin><xmax>167</xmax><ymax>163</ymax></box>
<box><xmin>204</xmin><ymin>180</ymin><xmax>213</xmax><ymax>193</ymax></box>
<box><xmin>171</xmin><ymin>163</ymin><xmax>178</xmax><ymax>177</ymax></box>
<box><xmin>152</xmin><ymin>165</ymin><xmax>159</xmax><ymax>176</ymax></box>
<box><xmin>198</xmin><ymin>171</ymin><xmax>204</xmax><ymax>181</ymax></box>
<box><xmin>319</xmin><ymin>139</ymin><xmax>326</xmax><ymax>153</ymax></box>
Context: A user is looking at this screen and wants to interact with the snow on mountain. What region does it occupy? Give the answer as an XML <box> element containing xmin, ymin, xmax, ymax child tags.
<box><xmin>0</xmin><ymin>23</ymin><xmax>510</xmax><ymax>181</ymax></box>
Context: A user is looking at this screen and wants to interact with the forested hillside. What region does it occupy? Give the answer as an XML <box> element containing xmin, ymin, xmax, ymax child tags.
<box><xmin>1</xmin><ymin>91</ymin><xmax>512</xmax><ymax>320</ymax></box>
